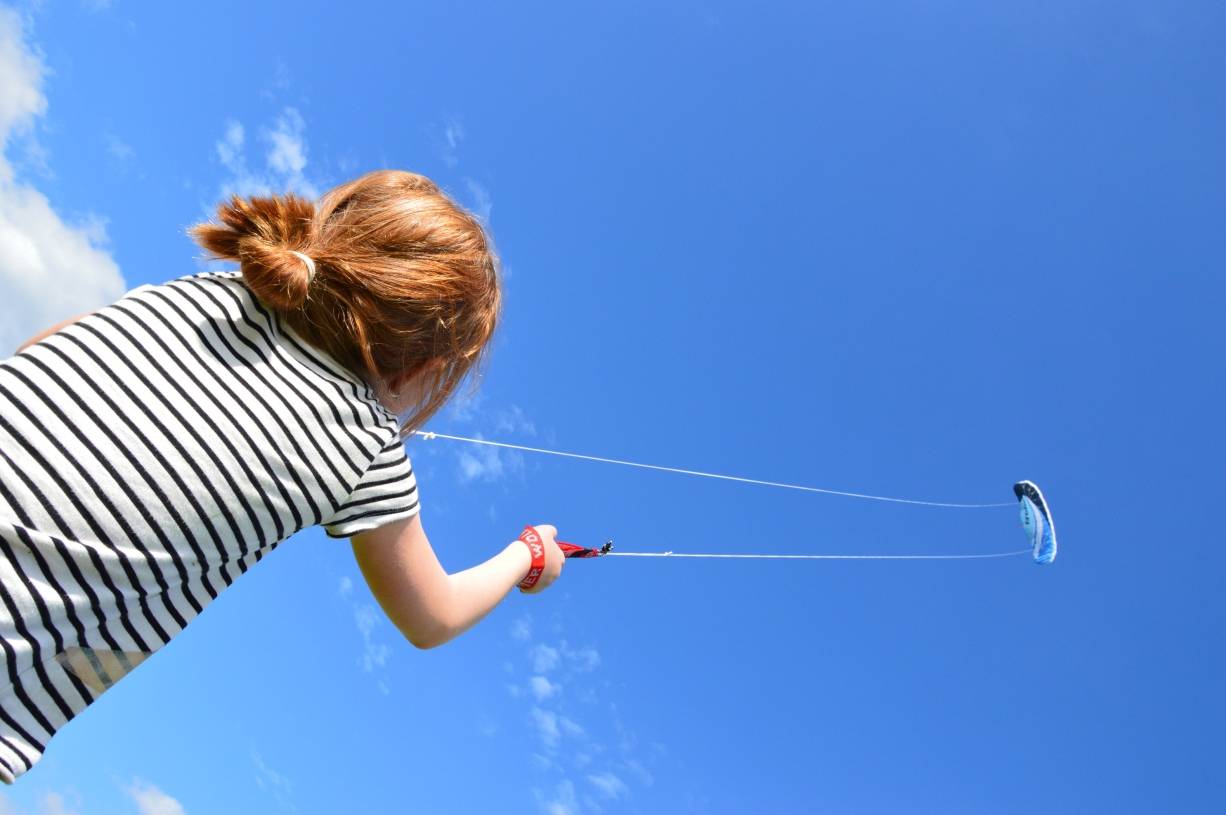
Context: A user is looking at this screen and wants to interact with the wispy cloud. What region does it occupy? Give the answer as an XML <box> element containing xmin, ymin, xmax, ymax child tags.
<box><xmin>260</xmin><ymin>59</ymin><xmax>292</xmax><ymax>102</ymax></box>
<box><xmin>464</xmin><ymin>177</ymin><xmax>492</xmax><ymax>224</ymax></box>
<box><xmin>0</xmin><ymin>5</ymin><xmax>126</xmax><ymax>356</ymax></box>
<box><xmin>251</xmin><ymin>750</ymin><xmax>295</xmax><ymax>813</ymax></box>
<box><xmin>530</xmin><ymin>674</ymin><xmax>560</xmax><ymax>701</ymax></box>
<box><xmin>266</xmin><ymin>108</ymin><xmax>308</xmax><ymax>179</ymax></box>
<box><xmin>124</xmin><ymin>779</ymin><xmax>188</xmax><ymax>815</ymax></box>
<box><xmin>429</xmin><ymin>116</ymin><xmax>464</xmax><ymax>168</ymax></box>
<box><xmin>38</xmin><ymin>792</ymin><xmax>81</xmax><ymax>815</ymax></box>
<box><xmin>201</xmin><ymin>104</ymin><xmax>321</xmax><ymax>244</ymax></box>
<box><xmin>587</xmin><ymin>772</ymin><xmax>629</xmax><ymax>801</ymax></box>
<box><xmin>530</xmin><ymin>643</ymin><xmax>561</xmax><ymax>673</ymax></box>
<box><xmin>435</xmin><ymin>396</ymin><xmax>538</xmax><ymax>485</ymax></box>
<box><xmin>534</xmin><ymin>779</ymin><xmax>579</xmax><ymax>815</ymax></box>
<box><xmin>334</xmin><ymin>571</ymin><xmax>400</xmax><ymax>694</ymax></box>
<box><xmin>0</xmin><ymin>781</ymin><xmax>187</xmax><ymax>815</ymax></box>
<box><xmin>104</xmin><ymin>131</ymin><xmax>134</xmax><ymax>165</ymax></box>
<box><xmin>354</xmin><ymin>602</ymin><xmax>392</xmax><ymax>673</ymax></box>
<box><xmin>0</xmin><ymin>779</ymin><xmax>191</xmax><ymax>815</ymax></box>
<box><xmin>561</xmin><ymin>642</ymin><xmax>601</xmax><ymax>672</ymax></box>
<box><xmin>531</xmin><ymin>706</ymin><xmax>561</xmax><ymax>748</ymax></box>
<box><xmin>457</xmin><ymin>438</ymin><xmax>520</xmax><ymax>483</ymax></box>
<box><xmin>491</xmin><ymin>403</ymin><xmax>536</xmax><ymax>436</ymax></box>
<box><xmin>216</xmin><ymin>120</ymin><xmax>244</xmax><ymax>169</ymax></box>
<box><xmin>501</xmin><ymin>628</ymin><xmax>659</xmax><ymax>815</ymax></box>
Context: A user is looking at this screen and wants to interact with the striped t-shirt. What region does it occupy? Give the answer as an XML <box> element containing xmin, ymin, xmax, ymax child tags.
<box><xmin>0</xmin><ymin>269</ymin><xmax>422</xmax><ymax>783</ymax></box>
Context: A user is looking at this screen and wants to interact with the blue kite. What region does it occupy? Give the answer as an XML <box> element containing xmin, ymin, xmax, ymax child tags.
<box><xmin>1014</xmin><ymin>480</ymin><xmax>1058</xmax><ymax>564</ymax></box>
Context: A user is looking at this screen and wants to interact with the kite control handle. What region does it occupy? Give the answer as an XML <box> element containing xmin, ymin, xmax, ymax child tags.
<box><xmin>559</xmin><ymin>539</ymin><xmax>614</xmax><ymax>558</ymax></box>
<box><xmin>517</xmin><ymin>525</ymin><xmax>613</xmax><ymax>591</ymax></box>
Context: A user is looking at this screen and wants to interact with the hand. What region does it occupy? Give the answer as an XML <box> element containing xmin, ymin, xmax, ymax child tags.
<box><xmin>519</xmin><ymin>524</ymin><xmax>565</xmax><ymax>595</ymax></box>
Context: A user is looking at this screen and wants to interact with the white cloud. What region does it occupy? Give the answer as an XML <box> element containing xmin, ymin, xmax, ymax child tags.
<box><xmin>39</xmin><ymin>792</ymin><xmax>81</xmax><ymax>815</ymax></box>
<box><xmin>105</xmin><ymin>132</ymin><xmax>133</xmax><ymax>163</ymax></box>
<box><xmin>260</xmin><ymin>60</ymin><xmax>291</xmax><ymax>102</ymax></box>
<box><xmin>458</xmin><ymin>440</ymin><xmax>517</xmax><ymax>484</ymax></box>
<box><xmin>266</xmin><ymin>108</ymin><xmax>308</xmax><ymax>177</ymax></box>
<box><xmin>512</xmin><ymin>638</ymin><xmax>659</xmax><ymax>812</ymax></box>
<box><xmin>529</xmin><ymin>674</ymin><xmax>560</xmax><ymax>701</ymax></box>
<box><xmin>437</xmin><ymin>397</ymin><xmax>538</xmax><ymax>485</ymax></box>
<box><xmin>445</xmin><ymin>120</ymin><xmax>464</xmax><ymax>152</ymax></box>
<box><xmin>492</xmin><ymin>403</ymin><xmax>536</xmax><ymax>437</ymax></box>
<box><xmin>251</xmin><ymin>751</ymin><xmax>294</xmax><ymax>812</ymax></box>
<box><xmin>125</xmin><ymin>779</ymin><xmax>187</xmax><ymax>815</ymax></box>
<box><xmin>530</xmin><ymin>643</ymin><xmax>560</xmax><ymax>674</ymax></box>
<box><xmin>587</xmin><ymin>772</ymin><xmax>629</xmax><ymax>801</ymax></box>
<box><xmin>464</xmin><ymin>177</ymin><xmax>492</xmax><ymax>224</ymax></box>
<box><xmin>354</xmin><ymin>603</ymin><xmax>392</xmax><ymax>672</ymax></box>
<box><xmin>535</xmin><ymin>780</ymin><xmax>580</xmax><ymax>815</ymax></box>
<box><xmin>530</xmin><ymin>706</ymin><xmax>585</xmax><ymax>751</ymax></box>
<box><xmin>338</xmin><ymin>575</ymin><xmax>353</xmax><ymax>597</ymax></box>
<box><xmin>511</xmin><ymin>615</ymin><xmax>531</xmax><ymax>641</ymax></box>
<box><xmin>561</xmin><ymin>642</ymin><xmax>601</xmax><ymax>672</ymax></box>
<box><xmin>203</xmin><ymin>105</ymin><xmax>320</xmax><ymax>240</ymax></box>
<box><xmin>0</xmin><ymin>6</ymin><xmax>126</xmax><ymax>356</ymax></box>
<box><xmin>444</xmin><ymin>387</ymin><xmax>484</xmax><ymax>423</ymax></box>
<box><xmin>559</xmin><ymin>715</ymin><xmax>584</xmax><ymax>739</ymax></box>
<box><xmin>531</xmin><ymin>706</ymin><xmax>560</xmax><ymax>748</ymax></box>
<box><xmin>623</xmin><ymin>757</ymin><xmax>654</xmax><ymax>787</ymax></box>
<box><xmin>433</xmin><ymin>116</ymin><xmax>464</xmax><ymax>168</ymax></box>
<box><xmin>0</xmin><ymin>789</ymin><xmax>89</xmax><ymax>815</ymax></box>
<box><xmin>216</xmin><ymin>120</ymin><xmax>243</xmax><ymax>169</ymax></box>
<box><xmin>0</xmin><ymin>8</ymin><xmax>44</xmax><ymax>140</ymax></box>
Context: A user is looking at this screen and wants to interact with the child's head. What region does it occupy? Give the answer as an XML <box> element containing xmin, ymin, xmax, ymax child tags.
<box><xmin>187</xmin><ymin>169</ymin><xmax>501</xmax><ymax>438</ymax></box>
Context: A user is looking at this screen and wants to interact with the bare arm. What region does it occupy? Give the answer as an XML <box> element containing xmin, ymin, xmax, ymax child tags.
<box><xmin>14</xmin><ymin>312</ymin><xmax>94</xmax><ymax>354</ymax></box>
<box><xmin>350</xmin><ymin>513</ymin><xmax>561</xmax><ymax>649</ymax></box>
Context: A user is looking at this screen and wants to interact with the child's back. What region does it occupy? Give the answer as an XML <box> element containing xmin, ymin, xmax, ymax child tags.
<box><xmin>0</xmin><ymin>268</ymin><xmax>419</xmax><ymax>782</ymax></box>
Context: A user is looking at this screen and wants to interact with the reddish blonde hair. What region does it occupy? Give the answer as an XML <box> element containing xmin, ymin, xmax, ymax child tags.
<box><xmin>187</xmin><ymin>169</ymin><xmax>501</xmax><ymax>440</ymax></box>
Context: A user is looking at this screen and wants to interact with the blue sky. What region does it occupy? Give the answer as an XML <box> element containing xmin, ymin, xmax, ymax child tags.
<box><xmin>0</xmin><ymin>1</ymin><xmax>1223</xmax><ymax>813</ymax></box>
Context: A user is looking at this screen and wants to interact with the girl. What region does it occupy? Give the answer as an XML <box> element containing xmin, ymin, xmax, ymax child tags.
<box><xmin>0</xmin><ymin>169</ymin><xmax>566</xmax><ymax>784</ymax></box>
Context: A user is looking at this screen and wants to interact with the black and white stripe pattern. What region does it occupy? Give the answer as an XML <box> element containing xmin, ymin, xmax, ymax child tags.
<box><xmin>0</xmin><ymin>270</ymin><xmax>421</xmax><ymax>783</ymax></box>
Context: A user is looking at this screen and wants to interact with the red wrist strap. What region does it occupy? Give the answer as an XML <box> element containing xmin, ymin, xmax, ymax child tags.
<box><xmin>517</xmin><ymin>526</ymin><xmax>547</xmax><ymax>591</ymax></box>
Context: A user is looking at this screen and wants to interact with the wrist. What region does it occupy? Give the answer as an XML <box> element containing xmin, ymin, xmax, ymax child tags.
<box><xmin>515</xmin><ymin>526</ymin><xmax>547</xmax><ymax>592</ymax></box>
<box><xmin>505</xmin><ymin>539</ymin><xmax>532</xmax><ymax>585</ymax></box>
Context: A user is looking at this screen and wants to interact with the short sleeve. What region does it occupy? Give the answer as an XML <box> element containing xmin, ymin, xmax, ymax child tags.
<box><xmin>122</xmin><ymin>282</ymin><xmax>156</xmax><ymax>299</ymax></box>
<box><xmin>322</xmin><ymin>433</ymin><xmax>421</xmax><ymax>538</ymax></box>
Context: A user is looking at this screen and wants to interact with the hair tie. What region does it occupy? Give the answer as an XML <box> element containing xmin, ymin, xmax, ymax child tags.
<box><xmin>289</xmin><ymin>250</ymin><xmax>317</xmax><ymax>285</ymax></box>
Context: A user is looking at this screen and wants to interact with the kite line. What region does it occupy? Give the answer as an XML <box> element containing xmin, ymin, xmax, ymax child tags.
<box><xmin>412</xmin><ymin>430</ymin><xmax>1053</xmax><ymax>564</ymax></box>
<box><xmin>411</xmin><ymin>431</ymin><xmax>1013</xmax><ymax>508</ymax></box>
<box><xmin>601</xmin><ymin>549</ymin><xmax>1031</xmax><ymax>560</ymax></box>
